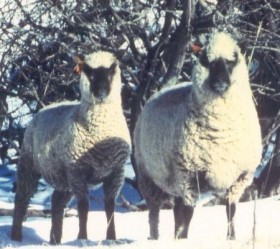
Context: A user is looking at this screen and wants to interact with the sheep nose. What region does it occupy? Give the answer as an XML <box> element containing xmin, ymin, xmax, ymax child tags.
<box><xmin>95</xmin><ymin>90</ymin><xmax>109</xmax><ymax>100</ymax></box>
<box><xmin>210</xmin><ymin>81</ymin><xmax>229</xmax><ymax>94</ymax></box>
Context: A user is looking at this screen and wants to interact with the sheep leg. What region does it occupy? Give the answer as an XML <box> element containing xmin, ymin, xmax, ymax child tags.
<box><xmin>226</xmin><ymin>172</ymin><xmax>252</xmax><ymax>240</ymax></box>
<box><xmin>11</xmin><ymin>159</ymin><xmax>40</xmax><ymax>241</ymax></box>
<box><xmin>173</xmin><ymin>197</ymin><xmax>194</xmax><ymax>239</ymax></box>
<box><xmin>147</xmin><ymin>200</ymin><xmax>161</xmax><ymax>240</ymax></box>
<box><xmin>104</xmin><ymin>195</ymin><xmax>116</xmax><ymax>240</ymax></box>
<box><xmin>76</xmin><ymin>195</ymin><xmax>89</xmax><ymax>240</ymax></box>
<box><xmin>226</xmin><ymin>201</ymin><xmax>236</xmax><ymax>240</ymax></box>
<box><xmin>137</xmin><ymin>169</ymin><xmax>169</xmax><ymax>240</ymax></box>
<box><xmin>68</xmin><ymin>173</ymin><xmax>89</xmax><ymax>240</ymax></box>
<box><xmin>50</xmin><ymin>190</ymin><xmax>72</xmax><ymax>244</ymax></box>
<box><xmin>103</xmin><ymin>170</ymin><xmax>125</xmax><ymax>240</ymax></box>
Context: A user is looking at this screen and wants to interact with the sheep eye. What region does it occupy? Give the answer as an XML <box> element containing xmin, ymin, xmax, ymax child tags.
<box><xmin>225</xmin><ymin>53</ymin><xmax>238</xmax><ymax>72</ymax></box>
<box><xmin>89</xmin><ymin>74</ymin><xmax>95</xmax><ymax>81</ymax></box>
<box><xmin>225</xmin><ymin>59</ymin><xmax>235</xmax><ymax>66</ymax></box>
<box><xmin>82</xmin><ymin>64</ymin><xmax>96</xmax><ymax>82</ymax></box>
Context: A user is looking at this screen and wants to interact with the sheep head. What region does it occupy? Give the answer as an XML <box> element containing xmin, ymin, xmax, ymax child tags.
<box><xmin>73</xmin><ymin>51</ymin><xmax>121</xmax><ymax>105</ymax></box>
<box><xmin>192</xmin><ymin>32</ymin><xmax>246</xmax><ymax>98</ymax></box>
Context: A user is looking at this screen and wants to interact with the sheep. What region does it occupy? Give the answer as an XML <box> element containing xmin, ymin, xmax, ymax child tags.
<box><xmin>11</xmin><ymin>51</ymin><xmax>131</xmax><ymax>244</ymax></box>
<box><xmin>133</xmin><ymin>32</ymin><xmax>262</xmax><ymax>240</ymax></box>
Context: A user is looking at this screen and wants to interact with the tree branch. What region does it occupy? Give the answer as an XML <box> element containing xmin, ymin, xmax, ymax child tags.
<box><xmin>160</xmin><ymin>0</ymin><xmax>195</xmax><ymax>87</ymax></box>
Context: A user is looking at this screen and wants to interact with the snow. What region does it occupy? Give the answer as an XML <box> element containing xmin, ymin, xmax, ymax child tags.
<box><xmin>1</xmin><ymin>156</ymin><xmax>280</xmax><ymax>249</ymax></box>
<box><xmin>1</xmin><ymin>188</ymin><xmax>280</xmax><ymax>249</ymax></box>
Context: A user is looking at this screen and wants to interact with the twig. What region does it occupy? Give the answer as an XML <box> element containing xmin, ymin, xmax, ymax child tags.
<box><xmin>0</xmin><ymin>208</ymin><xmax>77</xmax><ymax>218</ymax></box>
<box><xmin>119</xmin><ymin>195</ymin><xmax>143</xmax><ymax>212</ymax></box>
<box><xmin>248</xmin><ymin>21</ymin><xmax>263</xmax><ymax>66</ymax></box>
<box><xmin>262</xmin><ymin>111</ymin><xmax>280</xmax><ymax>145</ymax></box>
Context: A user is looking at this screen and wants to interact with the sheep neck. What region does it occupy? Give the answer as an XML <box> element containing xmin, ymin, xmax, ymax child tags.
<box><xmin>77</xmin><ymin>101</ymin><xmax>122</xmax><ymax>133</ymax></box>
<box><xmin>187</xmin><ymin>83</ymin><xmax>257</xmax><ymax>142</ymax></box>
<box><xmin>178</xmin><ymin>85</ymin><xmax>261</xmax><ymax>190</ymax></box>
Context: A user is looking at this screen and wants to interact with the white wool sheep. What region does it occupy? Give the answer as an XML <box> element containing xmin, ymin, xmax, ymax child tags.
<box><xmin>11</xmin><ymin>51</ymin><xmax>131</xmax><ymax>244</ymax></box>
<box><xmin>134</xmin><ymin>32</ymin><xmax>262</xmax><ymax>240</ymax></box>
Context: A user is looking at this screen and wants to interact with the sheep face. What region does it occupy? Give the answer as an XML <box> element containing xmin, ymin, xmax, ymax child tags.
<box><xmin>74</xmin><ymin>51</ymin><xmax>121</xmax><ymax>105</ymax></box>
<box><xmin>82</xmin><ymin>62</ymin><xmax>117</xmax><ymax>101</ymax></box>
<box><xmin>200</xmin><ymin>51</ymin><xmax>238</xmax><ymax>94</ymax></box>
<box><xmin>193</xmin><ymin>32</ymin><xmax>243</xmax><ymax>97</ymax></box>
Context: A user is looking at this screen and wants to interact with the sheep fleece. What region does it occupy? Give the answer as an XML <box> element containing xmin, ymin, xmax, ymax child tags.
<box><xmin>21</xmin><ymin>101</ymin><xmax>131</xmax><ymax>194</ymax></box>
<box><xmin>134</xmin><ymin>59</ymin><xmax>262</xmax><ymax>205</ymax></box>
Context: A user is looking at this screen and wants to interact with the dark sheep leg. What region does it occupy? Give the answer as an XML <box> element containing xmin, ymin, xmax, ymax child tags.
<box><xmin>11</xmin><ymin>162</ymin><xmax>40</xmax><ymax>241</ymax></box>
<box><xmin>76</xmin><ymin>195</ymin><xmax>89</xmax><ymax>240</ymax></box>
<box><xmin>104</xmin><ymin>196</ymin><xmax>116</xmax><ymax>240</ymax></box>
<box><xmin>226</xmin><ymin>201</ymin><xmax>236</xmax><ymax>239</ymax></box>
<box><xmin>148</xmin><ymin>200</ymin><xmax>161</xmax><ymax>240</ymax></box>
<box><xmin>50</xmin><ymin>190</ymin><xmax>72</xmax><ymax>244</ymax></box>
<box><xmin>137</xmin><ymin>169</ymin><xmax>172</xmax><ymax>240</ymax></box>
<box><xmin>173</xmin><ymin>197</ymin><xmax>194</xmax><ymax>239</ymax></box>
<box><xmin>103</xmin><ymin>170</ymin><xmax>125</xmax><ymax>240</ymax></box>
<box><xmin>69</xmin><ymin>174</ymin><xmax>89</xmax><ymax>240</ymax></box>
<box><xmin>226</xmin><ymin>172</ymin><xmax>252</xmax><ymax>240</ymax></box>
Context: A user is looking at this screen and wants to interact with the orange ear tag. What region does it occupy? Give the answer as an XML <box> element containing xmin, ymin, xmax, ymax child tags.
<box><xmin>191</xmin><ymin>44</ymin><xmax>202</xmax><ymax>54</ymax></box>
<box><xmin>74</xmin><ymin>64</ymin><xmax>82</xmax><ymax>74</ymax></box>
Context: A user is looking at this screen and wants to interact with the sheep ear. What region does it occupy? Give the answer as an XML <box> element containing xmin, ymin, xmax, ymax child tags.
<box><xmin>233</xmin><ymin>51</ymin><xmax>239</xmax><ymax>64</ymax></box>
<box><xmin>115</xmin><ymin>49</ymin><xmax>126</xmax><ymax>60</ymax></box>
<box><xmin>73</xmin><ymin>55</ymin><xmax>85</xmax><ymax>74</ymax></box>
<box><xmin>190</xmin><ymin>43</ymin><xmax>202</xmax><ymax>55</ymax></box>
<box><xmin>238</xmin><ymin>39</ymin><xmax>248</xmax><ymax>55</ymax></box>
<box><xmin>109</xmin><ymin>61</ymin><xmax>118</xmax><ymax>75</ymax></box>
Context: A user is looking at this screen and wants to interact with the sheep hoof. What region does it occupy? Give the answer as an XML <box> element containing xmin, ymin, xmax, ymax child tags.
<box><xmin>227</xmin><ymin>223</ymin><xmax>236</xmax><ymax>240</ymax></box>
<box><xmin>77</xmin><ymin>232</ymin><xmax>87</xmax><ymax>240</ymax></box>
<box><xmin>148</xmin><ymin>235</ymin><xmax>159</xmax><ymax>240</ymax></box>
<box><xmin>49</xmin><ymin>239</ymin><xmax>61</xmax><ymax>245</ymax></box>
<box><xmin>175</xmin><ymin>232</ymin><xmax>188</xmax><ymax>240</ymax></box>
<box><xmin>11</xmin><ymin>230</ymin><xmax>22</xmax><ymax>242</ymax></box>
<box><xmin>106</xmin><ymin>235</ymin><xmax>116</xmax><ymax>240</ymax></box>
<box><xmin>227</xmin><ymin>234</ymin><xmax>236</xmax><ymax>240</ymax></box>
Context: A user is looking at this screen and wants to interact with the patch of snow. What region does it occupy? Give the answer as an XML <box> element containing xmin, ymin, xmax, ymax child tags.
<box><xmin>1</xmin><ymin>156</ymin><xmax>280</xmax><ymax>249</ymax></box>
<box><xmin>0</xmin><ymin>198</ymin><xmax>280</xmax><ymax>248</ymax></box>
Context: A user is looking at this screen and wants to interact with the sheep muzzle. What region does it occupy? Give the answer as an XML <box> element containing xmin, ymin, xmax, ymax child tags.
<box><xmin>208</xmin><ymin>57</ymin><xmax>236</xmax><ymax>95</ymax></box>
<box><xmin>94</xmin><ymin>88</ymin><xmax>110</xmax><ymax>101</ymax></box>
<box><xmin>209</xmin><ymin>81</ymin><xmax>230</xmax><ymax>95</ymax></box>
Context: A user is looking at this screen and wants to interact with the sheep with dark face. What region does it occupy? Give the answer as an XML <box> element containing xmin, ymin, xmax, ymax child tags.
<box><xmin>11</xmin><ymin>51</ymin><xmax>131</xmax><ymax>244</ymax></box>
<box><xmin>133</xmin><ymin>32</ymin><xmax>262</xmax><ymax>240</ymax></box>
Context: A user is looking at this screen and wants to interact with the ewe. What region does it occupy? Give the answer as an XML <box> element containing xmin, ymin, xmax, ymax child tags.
<box><xmin>11</xmin><ymin>51</ymin><xmax>131</xmax><ymax>244</ymax></box>
<box><xmin>134</xmin><ymin>32</ymin><xmax>262</xmax><ymax>240</ymax></box>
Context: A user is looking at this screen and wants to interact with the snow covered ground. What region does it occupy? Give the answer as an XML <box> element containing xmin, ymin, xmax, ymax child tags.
<box><xmin>1</xmin><ymin>197</ymin><xmax>280</xmax><ymax>249</ymax></box>
<box><xmin>1</xmin><ymin>164</ymin><xmax>280</xmax><ymax>249</ymax></box>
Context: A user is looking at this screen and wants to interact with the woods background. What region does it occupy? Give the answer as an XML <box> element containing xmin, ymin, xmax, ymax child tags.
<box><xmin>0</xmin><ymin>0</ymin><xmax>280</xmax><ymax>201</ymax></box>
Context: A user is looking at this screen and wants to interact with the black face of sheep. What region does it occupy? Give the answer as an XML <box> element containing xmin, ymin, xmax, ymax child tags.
<box><xmin>82</xmin><ymin>63</ymin><xmax>117</xmax><ymax>101</ymax></box>
<box><xmin>200</xmin><ymin>50</ymin><xmax>238</xmax><ymax>95</ymax></box>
